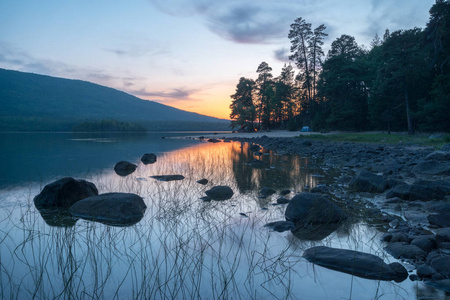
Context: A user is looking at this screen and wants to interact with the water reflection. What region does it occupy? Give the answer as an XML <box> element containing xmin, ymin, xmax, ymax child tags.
<box><xmin>0</xmin><ymin>132</ymin><xmax>199</xmax><ymax>189</ymax></box>
<box><xmin>37</xmin><ymin>207</ymin><xmax>78</xmax><ymax>227</ymax></box>
<box><xmin>1</xmin><ymin>136</ymin><xmax>447</xmax><ymax>299</ymax></box>
<box><xmin>230</xmin><ymin>142</ymin><xmax>321</xmax><ymax>195</ymax></box>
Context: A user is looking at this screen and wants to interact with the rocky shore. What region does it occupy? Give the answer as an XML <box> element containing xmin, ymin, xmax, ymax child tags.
<box><xmin>210</xmin><ymin>134</ymin><xmax>450</xmax><ymax>291</ymax></box>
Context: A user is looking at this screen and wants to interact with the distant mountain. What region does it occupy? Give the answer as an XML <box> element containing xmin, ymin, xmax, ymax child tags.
<box><xmin>0</xmin><ymin>68</ymin><xmax>229</xmax><ymax>131</ymax></box>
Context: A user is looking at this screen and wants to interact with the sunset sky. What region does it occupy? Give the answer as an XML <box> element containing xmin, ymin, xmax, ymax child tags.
<box><xmin>0</xmin><ymin>0</ymin><xmax>435</xmax><ymax>119</ymax></box>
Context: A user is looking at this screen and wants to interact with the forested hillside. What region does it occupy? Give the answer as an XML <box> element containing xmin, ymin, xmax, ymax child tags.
<box><xmin>230</xmin><ymin>0</ymin><xmax>450</xmax><ymax>133</ymax></box>
<box><xmin>0</xmin><ymin>69</ymin><xmax>228</xmax><ymax>131</ymax></box>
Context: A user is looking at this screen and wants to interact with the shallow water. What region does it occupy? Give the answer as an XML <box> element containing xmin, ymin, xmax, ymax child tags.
<box><xmin>0</xmin><ymin>133</ymin><xmax>448</xmax><ymax>299</ymax></box>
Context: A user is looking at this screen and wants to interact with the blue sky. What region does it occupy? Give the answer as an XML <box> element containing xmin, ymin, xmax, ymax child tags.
<box><xmin>0</xmin><ymin>0</ymin><xmax>435</xmax><ymax>119</ymax></box>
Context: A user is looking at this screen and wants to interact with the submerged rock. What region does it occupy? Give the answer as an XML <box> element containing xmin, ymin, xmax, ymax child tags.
<box><xmin>141</xmin><ymin>153</ymin><xmax>157</xmax><ymax>165</ymax></box>
<box><xmin>265</xmin><ymin>221</ymin><xmax>295</xmax><ymax>232</ymax></box>
<box><xmin>37</xmin><ymin>208</ymin><xmax>79</xmax><ymax>227</ymax></box>
<box><xmin>348</xmin><ymin>169</ymin><xmax>387</xmax><ymax>193</ymax></box>
<box><xmin>276</xmin><ymin>197</ymin><xmax>290</xmax><ymax>204</ymax></box>
<box><xmin>34</xmin><ymin>177</ymin><xmax>98</xmax><ymax>209</ymax></box>
<box><xmin>196</xmin><ymin>178</ymin><xmax>208</xmax><ymax>185</ymax></box>
<box><xmin>292</xmin><ymin>223</ymin><xmax>341</xmax><ymax>241</ymax></box>
<box><xmin>303</xmin><ymin>246</ymin><xmax>408</xmax><ymax>282</ymax></box>
<box><xmin>150</xmin><ymin>175</ymin><xmax>185</xmax><ymax>181</ymax></box>
<box><xmin>259</xmin><ymin>187</ymin><xmax>276</xmax><ymax>197</ymax></box>
<box><xmin>205</xmin><ymin>186</ymin><xmax>234</xmax><ymax>201</ymax></box>
<box><xmin>114</xmin><ymin>161</ymin><xmax>137</xmax><ymax>176</ymax></box>
<box><xmin>69</xmin><ymin>192</ymin><xmax>146</xmax><ymax>226</ymax></box>
<box><xmin>285</xmin><ymin>192</ymin><xmax>347</xmax><ymax>225</ymax></box>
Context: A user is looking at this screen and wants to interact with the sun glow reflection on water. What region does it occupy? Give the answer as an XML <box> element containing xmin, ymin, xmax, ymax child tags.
<box><xmin>0</xmin><ymin>139</ymin><xmax>445</xmax><ymax>299</ymax></box>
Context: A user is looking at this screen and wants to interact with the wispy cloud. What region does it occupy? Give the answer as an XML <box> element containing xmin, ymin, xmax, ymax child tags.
<box><xmin>273</xmin><ymin>47</ymin><xmax>290</xmax><ymax>63</ymax></box>
<box><xmin>0</xmin><ymin>41</ymin><xmax>144</xmax><ymax>89</ymax></box>
<box><xmin>133</xmin><ymin>87</ymin><xmax>201</xmax><ymax>101</ymax></box>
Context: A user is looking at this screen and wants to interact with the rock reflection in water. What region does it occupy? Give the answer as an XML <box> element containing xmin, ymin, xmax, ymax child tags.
<box><xmin>292</xmin><ymin>223</ymin><xmax>341</xmax><ymax>241</ymax></box>
<box><xmin>36</xmin><ymin>207</ymin><xmax>78</xmax><ymax>227</ymax></box>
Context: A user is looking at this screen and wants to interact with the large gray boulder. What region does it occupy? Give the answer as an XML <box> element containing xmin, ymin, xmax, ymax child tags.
<box><xmin>34</xmin><ymin>177</ymin><xmax>98</xmax><ymax>209</ymax></box>
<box><xmin>69</xmin><ymin>193</ymin><xmax>146</xmax><ymax>226</ymax></box>
<box><xmin>114</xmin><ymin>161</ymin><xmax>137</xmax><ymax>176</ymax></box>
<box><xmin>285</xmin><ymin>192</ymin><xmax>347</xmax><ymax>225</ymax></box>
<box><xmin>348</xmin><ymin>169</ymin><xmax>387</xmax><ymax>193</ymax></box>
<box><xmin>303</xmin><ymin>246</ymin><xmax>408</xmax><ymax>282</ymax></box>
<box><xmin>205</xmin><ymin>186</ymin><xmax>234</xmax><ymax>201</ymax></box>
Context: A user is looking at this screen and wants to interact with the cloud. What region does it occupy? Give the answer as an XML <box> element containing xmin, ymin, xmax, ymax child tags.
<box><xmin>150</xmin><ymin>0</ymin><xmax>294</xmax><ymax>44</ymax></box>
<box><xmin>149</xmin><ymin>0</ymin><xmax>434</xmax><ymax>47</ymax></box>
<box><xmin>0</xmin><ymin>41</ymin><xmax>142</xmax><ymax>89</ymax></box>
<box><xmin>205</xmin><ymin>3</ymin><xmax>290</xmax><ymax>44</ymax></box>
<box><xmin>134</xmin><ymin>87</ymin><xmax>200</xmax><ymax>101</ymax></box>
<box><xmin>273</xmin><ymin>48</ymin><xmax>290</xmax><ymax>63</ymax></box>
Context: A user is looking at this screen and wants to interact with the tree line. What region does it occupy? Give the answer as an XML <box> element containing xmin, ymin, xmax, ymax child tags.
<box><xmin>230</xmin><ymin>0</ymin><xmax>450</xmax><ymax>133</ymax></box>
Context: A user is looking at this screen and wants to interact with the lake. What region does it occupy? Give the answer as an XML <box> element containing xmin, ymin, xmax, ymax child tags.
<box><xmin>0</xmin><ymin>132</ymin><xmax>447</xmax><ymax>299</ymax></box>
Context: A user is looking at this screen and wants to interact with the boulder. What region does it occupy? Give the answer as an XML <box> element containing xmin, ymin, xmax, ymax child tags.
<box><xmin>384</xmin><ymin>242</ymin><xmax>427</xmax><ymax>260</ymax></box>
<box><xmin>69</xmin><ymin>193</ymin><xmax>146</xmax><ymax>226</ymax></box>
<box><xmin>114</xmin><ymin>161</ymin><xmax>137</xmax><ymax>176</ymax></box>
<box><xmin>303</xmin><ymin>246</ymin><xmax>408</xmax><ymax>282</ymax></box>
<box><xmin>386</xmin><ymin>182</ymin><xmax>446</xmax><ymax>201</ymax></box>
<box><xmin>34</xmin><ymin>177</ymin><xmax>98</xmax><ymax>209</ymax></box>
<box><xmin>196</xmin><ymin>178</ymin><xmax>209</xmax><ymax>185</ymax></box>
<box><xmin>264</xmin><ymin>221</ymin><xmax>295</xmax><ymax>232</ymax></box>
<box><xmin>280</xmin><ymin>190</ymin><xmax>291</xmax><ymax>196</ymax></box>
<box><xmin>277</xmin><ymin>197</ymin><xmax>290</xmax><ymax>204</ymax></box>
<box><xmin>436</xmin><ymin>227</ymin><xmax>450</xmax><ymax>244</ymax></box>
<box><xmin>416</xmin><ymin>264</ymin><xmax>437</xmax><ymax>278</ymax></box>
<box><xmin>150</xmin><ymin>175</ymin><xmax>185</xmax><ymax>181</ymax></box>
<box><xmin>259</xmin><ymin>187</ymin><xmax>276</xmax><ymax>197</ymax></box>
<box><xmin>205</xmin><ymin>186</ymin><xmax>234</xmax><ymax>201</ymax></box>
<box><xmin>141</xmin><ymin>153</ymin><xmax>157</xmax><ymax>165</ymax></box>
<box><xmin>412</xmin><ymin>161</ymin><xmax>450</xmax><ymax>176</ymax></box>
<box><xmin>411</xmin><ymin>236</ymin><xmax>436</xmax><ymax>252</ymax></box>
<box><xmin>207</xmin><ymin>138</ymin><xmax>221</xmax><ymax>143</ymax></box>
<box><xmin>249</xmin><ymin>144</ymin><xmax>261</xmax><ymax>152</ymax></box>
<box><xmin>285</xmin><ymin>192</ymin><xmax>347</xmax><ymax>225</ymax></box>
<box><xmin>348</xmin><ymin>169</ymin><xmax>387</xmax><ymax>193</ymax></box>
<box><xmin>430</xmin><ymin>256</ymin><xmax>450</xmax><ymax>277</ymax></box>
<box><xmin>310</xmin><ymin>185</ymin><xmax>329</xmax><ymax>193</ymax></box>
<box><xmin>426</xmin><ymin>151</ymin><xmax>450</xmax><ymax>161</ymax></box>
<box><xmin>428</xmin><ymin>213</ymin><xmax>450</xmax><ymax>228</ymax></box>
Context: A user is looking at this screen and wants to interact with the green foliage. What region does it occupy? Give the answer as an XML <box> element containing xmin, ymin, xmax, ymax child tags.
<box><xmin>317</xmin><ymin>35</ymin><xmax>370</xmax><ymax>131</ymax></box>
<box><xmin>230</xmin><ymin>1</ymin><xmax>450</xmax><ymax>133</ymax></box>
<box><xmin>229</xmin><ymin>77</ymin><xmax>256</xmax><ymax>130</ymax></box>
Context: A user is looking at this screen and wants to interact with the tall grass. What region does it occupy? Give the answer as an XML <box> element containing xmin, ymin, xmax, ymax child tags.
<box><xmin>0</xmin><ymin>141</ymin><xmax>425</xmax><ymax>299</ymax></box>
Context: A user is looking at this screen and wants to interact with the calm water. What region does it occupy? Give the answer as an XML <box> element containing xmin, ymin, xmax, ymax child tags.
<box><xmin>0</xmin><ymin>133</ymin><xmax>447</xmax><ymax>299</ymax></box>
